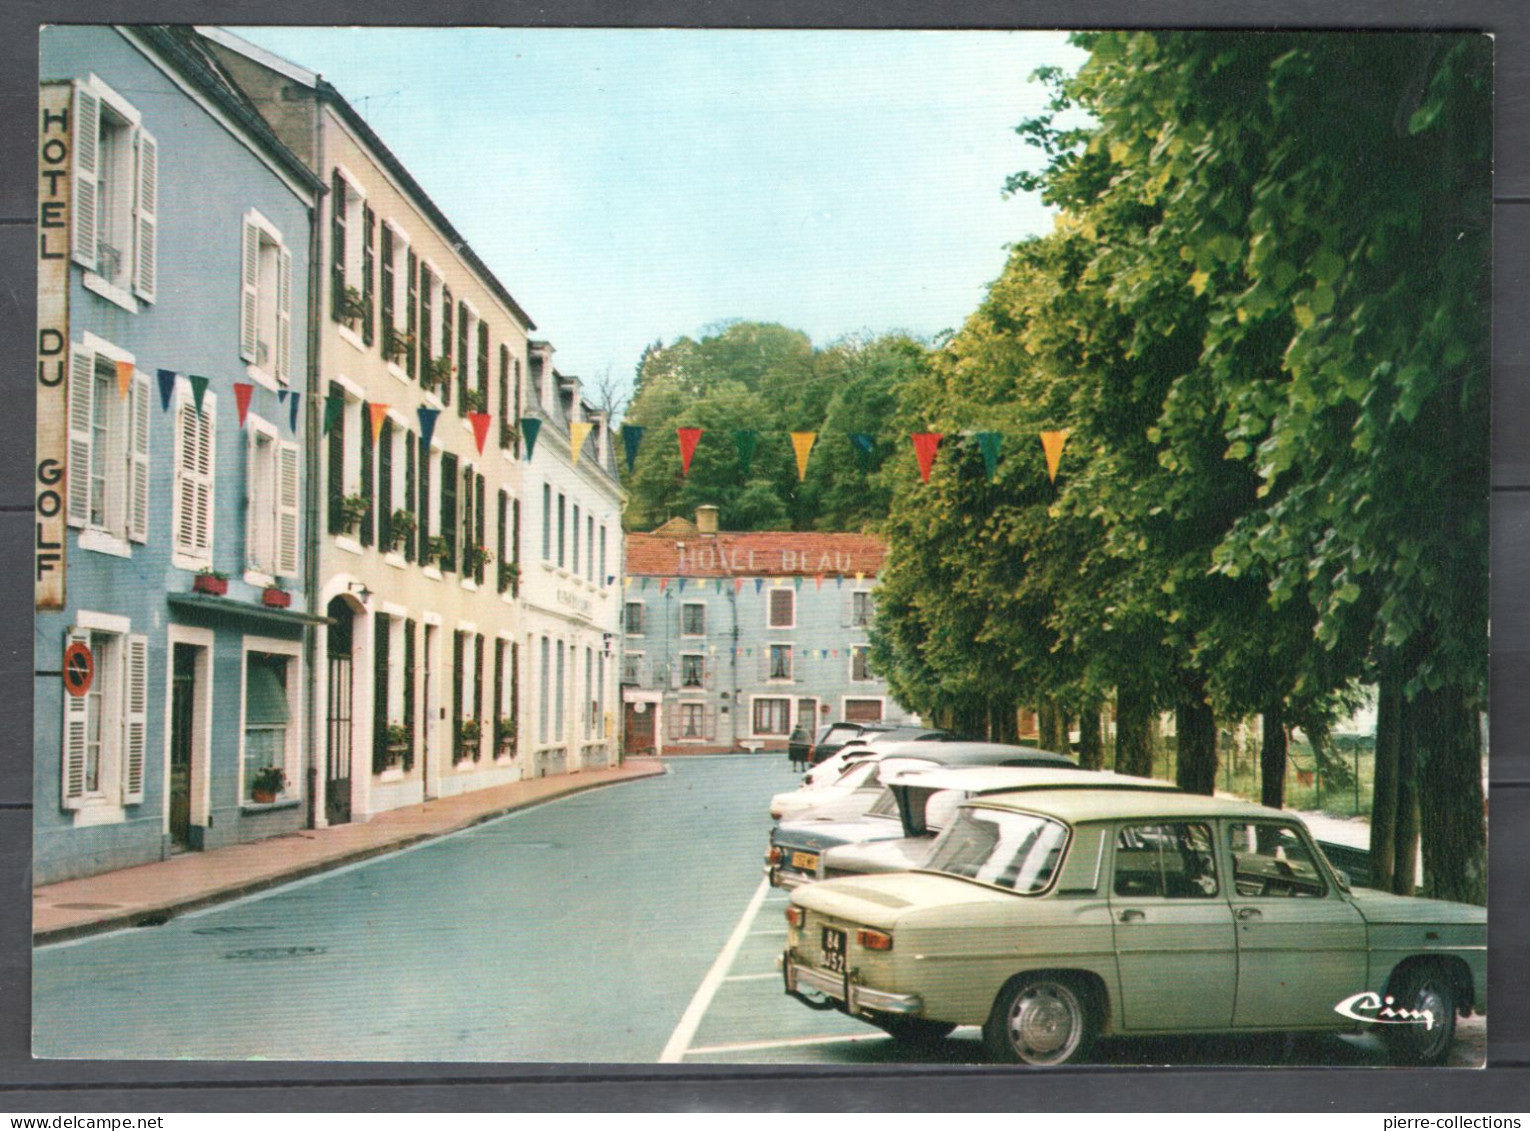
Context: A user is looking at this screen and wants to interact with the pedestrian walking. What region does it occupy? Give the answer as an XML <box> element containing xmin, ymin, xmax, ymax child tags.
<box><xmin>788</xmin><ymin>723</ymin><xmax>811</xmax><ymax>773</ymax></box>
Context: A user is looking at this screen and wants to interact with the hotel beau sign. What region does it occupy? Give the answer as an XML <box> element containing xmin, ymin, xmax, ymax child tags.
<box><xmin>36</xmin><ymin>83</ymin><xmax>71</xmax><ymax>610</ymax></box>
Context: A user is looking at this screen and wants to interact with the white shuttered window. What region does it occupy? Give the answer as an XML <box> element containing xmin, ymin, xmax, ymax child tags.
<box><xmin>67</xmin><ymin>340</ymin><xmax>147</xmax><ymax>544</ymax></box>
<box><xmin>246</xmin><ymin>423</ymin><xmax>299</xmax><ymax>578</ymax></box>
<box><xmin>60</xmin><ymin>625</ymin><xmax>145</xmax><ymax>809</ymax></box>
<box><xmin>174</xmin><ymin>394</ymin><xmax>216</xmax><ymax>563</ymax></box>
<box><xmin>239</xmin><ymin>212</ymin><xmax>293</xmax><ymax>382</ymax></box>
<box><xmin>71</xmin><ymin>77</ymin><xmax>155</xmax><ymax>304</ymax></box>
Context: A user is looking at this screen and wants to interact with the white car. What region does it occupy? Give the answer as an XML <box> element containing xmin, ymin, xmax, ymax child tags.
<box><xmin>770</xmin><ymin>755</ymin><xmax>938</xmax><ymax>822</ymax></box>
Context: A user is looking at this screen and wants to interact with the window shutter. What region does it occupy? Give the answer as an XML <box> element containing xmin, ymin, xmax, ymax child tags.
<box><xmin>417</xmin><ymin>437</ymin><xmax>431</xmax><ymax>561</ymax></box>
<box><xmin>378</xmin><ymin>420</ymin><xmax>393</xmax><ymax>550</ymax></box>
<box><xmin>475</xmin><ymin>473</ymin><xmax>486</xmax><ymax>584</ymax></box>
<box><xmin>122</xmin><ymin>634</ymin><xmax>148</xmax><ymax>804</ymax></box>
<box><xmin>362</xmin><ymin>205</ymin><xmax>375</xmax><ymax>347</ymax></box>
<box><xmin>71</xmin><ymin>82</ymin><xmax>99</xmax><ymax>270</ymax></box>
<box><xmin>66</xmin><ymin>344</ymin><xmax>94</xmax><ymax>527</ymax></box>
<box><xmin>478</xmin><ymin>320</ymin><xmax>489</xmax><ymax>408</ymax></box>
<box><xmin>327</xmin><ymin>382</ymin><xmax>346</xmax><ymax>535</ymax></box>
<box><xmin>403</xmin><ymin>429</ymin><xmax>416</xmax><ymax>563</ymax></box>
<box><xmin>276</xmin><ymin>441</ymin><xmax>300</xmax><ymax>576</ymax></box>
<box><xmin>276</xmin><ymin>247</ymin><xmax>293</xmax><ymax>381</ymax></box>
<box><xmin>496</xmin><ymin>489</ymin><xmax>508</xmax><ymax>593</ymax></box>
<box><xmin>402</xmin><ymin>618</ymin><xmax>416</xmax><ymax>771</ymax></box>
<box><xmin>240</xmin><ymin>218</ymin><xmax>260</xmax><ymax>362</ymax></box>
<box><xmin>457</xmin><ymin>302</ymin><xmax>469</xmax><ymax>412</ymax></box>
<box><xmin>440</xmin><ymin>452</ymin><xmax>457</xmax><ymax>571</ymax></box>
<box><xmin>61</xmin><ymin>627</ymin><xmax>91</xmax><ymax>808</ymax></box>
<box><xmin>461</xmin><ymin>463</ymin><xmax>474</xmax><ymax>573</ymax></box>
<box><xmin>359</xmin><ymin>403</ymin><xmax>374</xmax><ymax>547</ymax></box>
<box><xmin>406</xmin><ymin>251</ymin><xmax>418</xmax><ymax>379</ymax></box>
<box><xmin>498</xmin><ymin>346</ymin><xmax>511</xmax><ymax>449</ymax></box>
<box><xmin>176</xmin><ymin>400</ymin><xmax>215</xmax><ymax>559</ymax></box>
<box><xmin>128</xmin><ymin>369</ymin><xmax>150</xmax><ymax>542</ymax></box>
<box><xmin>473</xmin><ymin>634</ymin><xmax>485</xmax><ymax>759</ymax></box>
<box><xmin>330</xmin><ymin>172</ymin><xmax>346</xmax><ymax>322</ymax></box>
<box><xmin>440</xmin><ymin>286</ymin><xmax>453</xmax><ymax>408</ymax></box>
<box><xmin>132</xmin><ymin>127</ymin><xmax>157</xmax><ymax>302</ymax></box>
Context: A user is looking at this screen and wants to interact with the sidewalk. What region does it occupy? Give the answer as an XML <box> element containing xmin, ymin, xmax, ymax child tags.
<box><xmin>33</xmin><ymin>758</ymin><xmax>665</xmax><ymax>944</ymax></box>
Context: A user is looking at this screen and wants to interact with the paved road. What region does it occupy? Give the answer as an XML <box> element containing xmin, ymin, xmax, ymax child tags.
<box><xmin>34</xmin><ymin>754</ymin><xmax>1484</xmax><ymax>1066</ymax></box>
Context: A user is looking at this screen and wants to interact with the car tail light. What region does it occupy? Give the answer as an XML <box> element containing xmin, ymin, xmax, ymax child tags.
<box><xmin>766</xmin><ymin>846</ymin><xmax>783</xmax><ymax>865</ymax></box>
<box><xmin>858</xmin><ymin>928</ymin><xmax>893</xmax><ymax>951</ymax></box>
<box><xmin>785</xmin><ymin>906</ymin><xmax>804</xmax><ymax>928</ymax></box>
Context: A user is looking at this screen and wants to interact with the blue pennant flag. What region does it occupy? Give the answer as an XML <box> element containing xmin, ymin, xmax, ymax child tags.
<box><xmin>156</xmin><ymin>369</ymin><xmax>176</xmax><ymax>412</ymax></box>
<box><xmin>621</xmin><ymin>424</ymin><xmax>644</xmax><ymax>473</ymax></box>
<box><xmin>277</xmin><ymin>389</ymin><xmax>288</xmax><ymax>404</ymax></box>
<box><xmin>754</xmin><ymin>578</ymin><xmax>765</xmax><ymax>594</ymax></box>
<box><xmin>417</xmin><ymin>406</ymin><xmax>441</xmax><ymax>451</ymax></box>
<box><xmin>288</xmin><ymin>392</ymin><xmax>301</xmax><ymax>434</ymax></box>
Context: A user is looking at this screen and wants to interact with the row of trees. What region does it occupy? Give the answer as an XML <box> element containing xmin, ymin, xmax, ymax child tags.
<box><xmin>621</xmin><ymin>322</ymin><xmax>920</xmax><ymax>533</ymax></box>
<box><xmin>868</xmin><ymin>32</ymin><xmax>1489</xmax><ymax>903</ymax></box>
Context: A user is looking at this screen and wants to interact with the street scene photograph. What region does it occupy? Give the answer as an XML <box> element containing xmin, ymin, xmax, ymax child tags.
<box><xmin>31</xmin><ymin>25</ymin><xmax>1488</xmax><ymax>1068</ymax></box>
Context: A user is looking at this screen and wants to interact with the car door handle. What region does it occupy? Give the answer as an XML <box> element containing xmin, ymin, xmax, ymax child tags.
<box><xmin>1237</xmin><ymin>907</ymin><xmax>1263</xmax><ymax>920</ymax></box>
<box><xmin>1118</xmin><ymin>909</ymin><xmax>1145</xmax><ymax>922</ymax></box>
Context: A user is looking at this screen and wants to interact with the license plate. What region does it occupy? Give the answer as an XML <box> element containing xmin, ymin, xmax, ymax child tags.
<box><xmin>822</xmin><ymin>927</ymin><xmax>847</xmax><ymax>973</ymax></box>
<box><xmin>791</xmin><ymin>851</ymin><xmax>819</xmax><ymax>872</ymax></box>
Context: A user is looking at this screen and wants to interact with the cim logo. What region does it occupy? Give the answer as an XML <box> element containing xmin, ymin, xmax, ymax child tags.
<box><xmin>1333</xmin><ymin>990</ymin><xmax>1436</xmax><ymax>1030</ymax></box>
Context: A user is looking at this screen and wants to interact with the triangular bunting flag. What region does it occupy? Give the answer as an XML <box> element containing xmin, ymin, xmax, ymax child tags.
<box><xmin>417</xmin><ymin>405</ymin><xmax>440</xmax><ymax>449</ymax></box>
<box><xmin>734</xmin><ymin>578</ymin><xmax>745</xmax><ymax>594</ymax></box>
<box><xmin>277</xmin><ymin>389</ymin><xmax>288</xmax><ymax>404</ymax></box>
<box><xmin>368</xmin><ymin>403</ymin><xmax>390</xmax><ymax>444</ymax></box>
<box><xmin>658</xmin><ymin>578</ymin><xmax>669</xmax><ymax>593</ymax></box>
<box><xmin>793</xmin><ymin>576</ymin><xmax>803</xmax><ymax>591</ymax></box>
<box><xmin>189</xmin><ymin>375</ymin><xmax>210</xmax><ymax>414</ymax></box>
<box><xmin>468</xmin><ymin>412</ymin><xmax>492</xmax><ymax>454</ymax></box>
<box><xmin>855</xmin><ymin>572</ymin><xmax>865</xmax><ymax>583</ymax></box>
<box><xmin>569</xmin><ymin>420</ymin><xmax>593</xmax><ymax>465</ymax></box>
<box><xmin>115</xmin><ymin>360</ymin><xmax>134</xmax><ymax>401</ymax></box>
<box><xmin>849</xmin><ymin>432</ymin><xmax>875</xmax><ymax>471</ymax></box>
<box><xmin>1041</xmin><ymin>429</ymin><xmax>1070</xmax><ymax>483</ymax></box>
<box><xmin>732</xmin><ymin>430</ymin><xmax>758</xmax><ymax>475</ymax></box>
<box><xmin>677</xmin><ymin>427</ymin><xmax>703</xmax><ymax>476</ymax></box>
<box><xmin>156</xmin><ymin>369</ymin><xmax>176</xmax><ymax>413</ymax></box>
<box><xmin>754</xmin><ymin>578</ymin><xmax>765</xmax><ymax>594</ymax></box>
<box><xmin>624</xmin><ymin>576</ymin><xmax>632</xmax><ymax>590</ymax></box>
<box><xmin>233</xmin><ymin>382</ymin><xmax>254</xmax><ymax>427</ymax></box>
<box><xmin>911</xmin><ymin>432</ymin><xmax>943</xmax><ymax>482</ymax></box>
<box><xmin>790</xmin><ymin>431</ymin><xmax>817</xmax><ymax>482</ymax></box>
<box><xmin>288</xmin><ymin>392</ymin><xmax>301</xmax><ymax>434</ymax></box>
<box><xmin>820</xmin><ymin>649</ymin><xmax>828</xmax><ymax>660</ymax></box>
<box><xmin>521</xmin><ymin>417</ymin><xmax>542</xmax><ymax>460</ymax></box>
<box><xmin>977</xmin><ymin>431</ymin><xmax>1002</xmax><ymax>481</ymax></box>
<box><xmin>622</xmin><ymin>424</ymin><xmax>644</xmax><ymax>473</ymax></box>
<box><xmin>836</xmin><ymin>575</ymin><xmax>845</xmax><ymax>588</ymax></box>
<box><xmin>677</xmin><ymin>578</ymin><xmax>687</xmax><ymax>592</ymax></box>
<box><xmin>640</xmin><ymin>578</ymin><xmax>650</xmax><ymax>591</ymax></box>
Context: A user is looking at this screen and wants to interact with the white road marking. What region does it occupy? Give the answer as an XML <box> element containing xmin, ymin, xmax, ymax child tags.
<box><xmin>659</xmin><ymin>875</ymin><xmax>772</xmax><ymax>1063</ymax></box>
<box><xmin>723</xmin><ymin>972</ymin><xmax>781</xmax><ymax>983</ymax></box>
<box><xmin>685</xmin><ymin>1032</ymin><xmax>893</xmax><ymax>1056</ymax></box>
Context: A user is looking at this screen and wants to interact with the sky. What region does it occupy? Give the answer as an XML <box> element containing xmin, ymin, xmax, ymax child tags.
<box><xmin>238</xmin><ymin>27</ymin><xmax>1088</xmax><ymax>401</ymax></box>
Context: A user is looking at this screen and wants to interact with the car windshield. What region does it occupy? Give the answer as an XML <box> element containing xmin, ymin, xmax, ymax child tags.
<box><xmin>865</xmin><ymin>788</ymin><xmax>900</xmax><ymax>819</ymax></box>
<box><xmin>832</xmin><ymin>760</ymin><xmax>879</xmax><ymax>789</ymax></box>
<box><xmin>923</xmin><ymin>807</ymin><xmax>1069</xmax><ymax>893</ymax></box>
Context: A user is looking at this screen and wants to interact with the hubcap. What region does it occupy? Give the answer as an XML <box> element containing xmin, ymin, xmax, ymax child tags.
<box><xmin>1415</xmin><ymin>983</ymin><xmax>1451</xmax><ymax>1058</ymax></box>
<box><xmin>1009</xmin><ymin>984</ymin><xmax>1081</xmax><ymax>1063</ymax></box>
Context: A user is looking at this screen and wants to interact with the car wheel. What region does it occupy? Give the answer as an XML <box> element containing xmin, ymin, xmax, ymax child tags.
<box><xmin>983</xmin><ymin>976</ymin><xmax>1094</xmax><ymax>1066</ymax></box>
<box><xmin>875</xmin><ymin>1016</ymin><xmax>956</xmax><ymax>1047</ymax></box>
<box><xmin>1380</xmin><ymin>965</ymin><xmax>1457</xmax><ymax>1066</ymax></box>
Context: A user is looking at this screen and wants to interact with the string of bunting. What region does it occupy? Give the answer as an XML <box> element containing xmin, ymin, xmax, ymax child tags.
<box><xmin>617</xmin><ymin>424</ymin><xmax>1073</xmax><ymax>484</ymax></box>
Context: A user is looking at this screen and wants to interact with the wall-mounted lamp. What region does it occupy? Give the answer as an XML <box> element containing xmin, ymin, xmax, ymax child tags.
<box><xmin>347</xmin><ymin>581</ymin><xmax>372</xmax><ymax>605</ymax></box>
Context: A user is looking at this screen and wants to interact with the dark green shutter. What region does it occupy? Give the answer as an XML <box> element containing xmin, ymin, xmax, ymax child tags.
<box><xmin>327</xmin><ymin>382</ymin><xmax>345</xmax><ymax>534</ymax></box>
<box><xmin>378</xmin><ymin>418</ymin><xmax>393</xmax><ymax>550</ymax></box>
<box><xmin>417</xmin><ymin>261</ymin><xmax>431</xmax><ymax>381</ymax></box>
<box><xmin>456</xmin><ymin>301</ymin><xmax>469</xmax><ymax>414</ymax></box>
<box><xmin>402</xmin><ymin>618</ymin><xmax>416</xmax><ymax>771</ymax></box>
<box><xmin>452</xmin><ymin>631</ymin><xmax>464</xmax><ymax>761</ymax></box>
<box><xmin>440</xmin><ymin>452</ymin><xmax>457</xmax><ymax>571</ymax></box>
<box><xmin>406</xmin><ymin>250</ymin><xmax>418</xmax><ymax>378</ymax></box>
<box><xmin>498</xmin><ymin>346</ymin><xmax>511</xmax><ymax>449</ymax></box>
<box><xmin>475</xmin><ymin>473</ymin><xmax>486</xmax><ymax>585</ymax></box>
<box><xmin>380</xmin><ymin>225</ymin><xmax>394</xmax><ymax>350</ymax></box>
<box><xmin>417</xmin><ymin>434</ymin><xmax>431</xmax><ymax>561</ymax></box>
<box><xmin>478</xmin><ymin>320</ymin><xmax>489</xmax><ymax>411</ymax></box>
<box><xmin>440</xmin><ymin>286</ymin><xmax>453</xmax><ymax>409</ymax></box>
<box><xmin>359</xmin><ymin>402</ymin><xmax>374</xmax><ymax>547</ymax></box>
<box><xmin>372</xmin><ymin>613</ymin><xmax>390</xmax><ymax>774</ymax></box>
<box><xmin>362</xmin><ymin>205</ymin><xmax>375</xmax><ymax>347</ymax></box>
<box><xmin>404</xmin><ymin>429</ymin><xmax>416</xmax><ymax>563</ymax></box>
<box><xmin>497</xmin><ymin>489</ymin><xmax>508</xmax><ymax>593</ymax></box>
<box><xmin>511</xmin><ymin>498</ymin><xmax>521</xmax><ymax>595</ymax></box>
<box><xmin>474</xmin><ymin>633</ymin><xmax>485</xmax><ymax>761</ymax></box>
<box><xmin>330</xmin><ymin>171</ymin><xmax>346</xmax><ymax>322</ymax></box>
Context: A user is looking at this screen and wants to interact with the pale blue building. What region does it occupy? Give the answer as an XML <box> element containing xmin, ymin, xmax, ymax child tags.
<box><xmin>34</xmin><ymin>26</ymin><xmax>325</xmax><ymax>884</ymax></box>
<box><xmin>620</xmin><ymin>508</ymin><xmax>917</xmax><ymax>755</ymax></box>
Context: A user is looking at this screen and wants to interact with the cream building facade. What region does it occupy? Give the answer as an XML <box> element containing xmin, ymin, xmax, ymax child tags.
<box><xmin>200</xmin><ymin>29</ymin><xmax>618</xmax><ymax>822</ymax></box>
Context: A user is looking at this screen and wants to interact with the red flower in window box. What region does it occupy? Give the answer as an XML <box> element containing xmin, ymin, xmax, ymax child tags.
<box><xmin>193</xmin><ymin>571</ymin><xmax>228</xmax><ymax>597</ymax></box>
<box><xmin>261</xmin><ymin>586</ymin><xmax>292</xmax><ymax>609</ymax></box>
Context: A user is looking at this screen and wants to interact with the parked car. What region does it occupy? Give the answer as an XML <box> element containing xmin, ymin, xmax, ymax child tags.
<box><xmin>816</xmin><ymin>766</ymin><xmax>1179</xmax><ymax>883</ymax></box>
<box><xmin>770</xmin><ymin>741</ymin><xmax>1075</xmax><ymax>823</ymax></box>
<box><xmin>782</xmin><ymin>788</ymin><xmax>1484</xmax><ymax>1065</ymax></box>
<box><xmin>799</xmin><ymin>727</ymin><xmax>960</xmax><ymax>789</ymax></box>
<box><xmin>766</xmin><ymin>745</ymin><xmax>1082</xmax><ymax>887</ymax></box>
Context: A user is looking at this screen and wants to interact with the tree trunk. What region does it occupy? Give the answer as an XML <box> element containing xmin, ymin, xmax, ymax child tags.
<box><xmin>1078</xmin><ymin>704</ymin><xmax>1104</xmax><ymax>770</ymax></box>
<box><xmin>1037</xmin><ymin>701</ymin><xmax>1063</xmax><ymax>753</ymax></box>
<box><xmin>989</xmin><ymin>700</ymin><xmax>1018</xmax><ymax>745</ymax></box>
<box><xmin>1394</xmin><ymin>689</ymin><xmax>1421</xmax><ymax>897</ymax></box>
<box><xmin>1370</xmin><ymin>672</ymin><xmax>1402</xmax><ymax>893</ymax></box>
<box><xmin>1415</xmin><ymin>685</ymin><xmax>1487</xmax><ymax>905</ymax></box>
<box><xmin>1260</xmin><ymin>703</ymin><xmax>1287</xmax><ymax>810</ymax></box>
<box><xmin>1115</xmin><ymin>683</ymin><xmax>1154</xmax><ymax>778</ymax></box>
<box><xmin>1175</xmin><ymin>678</ymin><xmax>1218</xmax><ymax>795</ymax></box>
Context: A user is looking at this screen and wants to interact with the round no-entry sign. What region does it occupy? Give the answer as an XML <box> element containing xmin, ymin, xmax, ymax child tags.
<box><xmin>63</xmin><ymin>642</ymin><xmax>93</xmax><ymax>697</ymax></box>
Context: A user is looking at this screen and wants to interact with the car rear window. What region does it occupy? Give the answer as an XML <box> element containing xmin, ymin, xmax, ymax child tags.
<box><xmin>924</xmin><ymin>808</ymin><xmax>1069</xmax><ymax>893</ymax></box>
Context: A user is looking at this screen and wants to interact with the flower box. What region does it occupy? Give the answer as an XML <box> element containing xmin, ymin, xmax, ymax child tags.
<box><xmin>262</xmin><ymin>587</ymin><xmax>292</xmax><ymax>609</ymax></box>
<box><xmin>193</xmin><ymin>573</ymin><xmax>228</xmax><ymax>597</ymax></box>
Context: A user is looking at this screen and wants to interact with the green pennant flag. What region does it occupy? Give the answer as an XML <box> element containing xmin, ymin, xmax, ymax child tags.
<box><xmin>323</xmin><ymin>394</ymin><xmax>344</xmax><ymax>436</ymax></box>
<box><xmin>522</xmin><ymin>417</ymin><xmax>542</xmax><ymax>460</ymax></box>
<box><xmin>976</xmin><ymin>431</ymin><xmax>1002</xmax><ymax>481</ymax></box>
<box><xmin>188</xmin><ymin>375</ymin><xmax>210</xmax><ymax>415</ymax></box>
<box><xmin>732</xmin><ymin>430</ymin><xmax>758</xmax><ymax>475</ymax></box>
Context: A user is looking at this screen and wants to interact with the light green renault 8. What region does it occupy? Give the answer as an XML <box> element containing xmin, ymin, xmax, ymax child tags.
<box><xmin>782</xmin><ymin>789</ymin><xmax>1485</xmax><ymax>1066</ymax></box>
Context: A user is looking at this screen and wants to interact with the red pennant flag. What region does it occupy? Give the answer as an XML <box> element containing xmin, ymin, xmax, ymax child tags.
<box><xmin>233</xmin><ymin>382</ymin><xmax>254</xmax><ymax>427</ymax></box>
<box><xmin>814</xmin><ymin>575</ymin><xmax>823</xmax><ymax>590</ymax></box>
<box><xmin>658</xmin><ymin>577</ymin><xmax>670</xmax><ymax>593</ymax></box>
<box><xmin>911</xmin><ymin>432</ymin><xmax>943</xmax><ymax>482</ymax></box>
<box><xmin>734</xmin><ymin>577</ymin><xmax>744</xmax><ymax>594</ymax></box>
<box><xmin>677</xmin><ymin>427</ymin><xmax>703</xmax><ymax>476</ymax></box>
<box><xmin>468</xmin><ymin>412</ymin><xmax>492</xmax><ymax>454</ymax></box>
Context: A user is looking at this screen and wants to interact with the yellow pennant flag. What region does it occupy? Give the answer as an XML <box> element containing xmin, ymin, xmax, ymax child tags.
<box><xmin>369</xmin><ymin>403</ymin><xmax>391</xmax><ymax>444</ymax></box>
<box><xmin>790</xmin><ymin>431</ymin><xmax>817</xmax><ymax>482</ymax></box>
<box><xmin>569</xmin><ymin>420</ymin><xmax>594</xmax><ymax>465</ymax></box>
<box><xmin>623</xmin><ymin>576</ymin><xmax>632</xmax><ymax>590</ymax></box>
<box><xmin>115</xmin><ymin>360</ymin><xmax>134</xmax><ymax>400</ymax></box>
<box><xmin>1040</xmin><ymin>429</ymin><xmax>1070</xmax><ymax>483</ymax></box>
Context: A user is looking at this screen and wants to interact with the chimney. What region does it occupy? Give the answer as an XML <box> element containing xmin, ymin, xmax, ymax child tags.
<box><xmin>696</xmin><ymin>505</ymin><xmax>719</xmax><ymax>536</ymax></box>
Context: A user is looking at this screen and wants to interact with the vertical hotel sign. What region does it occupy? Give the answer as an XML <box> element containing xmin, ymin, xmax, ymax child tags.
<box><xmin>36</xmin><ymin>83</ymin><xmax>70</xmax><ymax>609</ymax></box>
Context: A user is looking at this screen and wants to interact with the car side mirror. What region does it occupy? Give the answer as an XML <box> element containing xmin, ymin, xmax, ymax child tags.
<box><xmin>1333</xmin><ymin>867</ymin><xmax>1351</xmax><ymax>892</ymax></box>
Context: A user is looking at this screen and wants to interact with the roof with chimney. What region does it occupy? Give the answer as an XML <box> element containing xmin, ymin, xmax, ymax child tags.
<box><xmin>626</xmin><ymin>519</ymin><xmax>888</xmax><ymax>579</ymax></box>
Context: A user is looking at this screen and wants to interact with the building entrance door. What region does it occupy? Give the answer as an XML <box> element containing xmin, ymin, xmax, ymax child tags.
<box><xmin>624</xmin><ymin>701</ymin><xmax>655</xmax><ymax>755</ymax></box>
<box><xmin>326</xmin><ymin>597</ymin><xmax>354</xmax><ymax>826</ymax></box>
<box><xmin>168</xmin><ymin>643</ymin><xmax>198</xmax><ymax>850</ymax></box>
